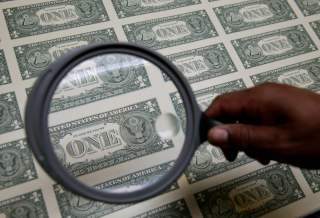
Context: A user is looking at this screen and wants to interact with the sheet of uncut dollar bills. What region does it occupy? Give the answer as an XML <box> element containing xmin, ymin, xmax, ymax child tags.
<box><xmin>1</xmin><ymin>0</ymin><xmax>320</xmax><ymax>217</ymax></box>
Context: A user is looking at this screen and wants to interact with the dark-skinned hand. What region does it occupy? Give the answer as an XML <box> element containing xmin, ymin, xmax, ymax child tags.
<box><xmin>205</xmin><ymin>83</ymin><xmax>320</xmax><ymax>169</ymax></box>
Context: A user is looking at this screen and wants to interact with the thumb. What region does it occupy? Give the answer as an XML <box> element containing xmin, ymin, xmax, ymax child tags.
<box><xmin>208</xmin><ymin>124</ymin><xmax>279</xmax><ymax>152</ymax></box>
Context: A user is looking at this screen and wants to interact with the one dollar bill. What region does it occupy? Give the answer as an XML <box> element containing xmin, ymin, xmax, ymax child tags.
<box><xmin>251</xmin><ymin>57</ymin><xmax>320</xmax><ymax>91</ymax></box>
<box><xmin>49</xmin><ymin>99</ymin><xmax>174</xmax><ymax>177</ymax></box>
<box><xmin>166</xmin><ymin>44</ymin><xmax>237</xmax><ymax>84</ymax></box>
<box><xmin>4</xmin><ymin>0</ymin><xmax>109</xmax><ymax>39</ymax></box>
<box><xmin>15</xmin><ymin>29</ymin><xmax>118</xmax><ymax>80</ymax></box>
<box><xmin>132</xmin><ymin>199</ymin><xmax>191</xmax><ymax>218</ymax></box>
<box><xmin>112</xmin><ymin>0</ymin><xmax>200</xmax><ymax>18</ymax></box>
<box><xmin>123</xmin><ymin>10</ymin><xmax>217</xmax><ymax>50</ymax></box>
<box><xmin>195</xmin><ymin>164</ymin><xmax>305</xmax><ymax>218</ymax></box>
<box><xmin>0</xmin><ymin>139</ymin><xmax>37</xmax><ymax>190</ymax></box>
<box><xmin>171</xmin><ymin>79</ymin><xmax>253</xmax><ymax>183</ymax></box>
<box><xmin>0</xmin><ymin>190</ymin><xmax>48</xmax><ymax>218</ymax></box>
<box><xmin>232</xmin><ymin>25</ymin><xmax>317</xmax><ymax>68</ymax></box>
<box><xmin>54</xmin><ymin>161</ymin><xmax>178</xmax><ymax>218</ymax></box>
<box><xmin>301</xmin><ymin>169</ymin><xmax>320</xmax><ymax>193</ymax></box>
<box><xmin>310</xmin><ymin>20</ymin><xmax>320</xmax><ymax>40</ymax></box>
<box><xmin>0</xmin><ymin>50</ymin><xmax>11</xmax><ymax>86</ymax></box>
<box><xmin>295</xmin><ymin>0</ymin><xmax>320</xmax><ymax>16</ymax></box>
<box><xmin>214</xmin><ymin>0</ymin><xmax>296</xmax><ymax>34</ymax></box>
<box><xmin>0</xmin><ymin>92</ymin><xmax>23</xmax><ymax>135</ymax></box>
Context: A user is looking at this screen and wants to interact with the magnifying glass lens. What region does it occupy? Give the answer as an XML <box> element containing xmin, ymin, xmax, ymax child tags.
<box><xmin>47</xmin><ymin>53</ymin><xmax>186</xmax><ymax>195</ymax></box>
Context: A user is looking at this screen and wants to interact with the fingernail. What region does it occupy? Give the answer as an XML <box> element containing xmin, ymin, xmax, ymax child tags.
<box><xmin>209</xmin><ymin>127</ymin><xmax>229</xmax><ymax>144</ymax></box>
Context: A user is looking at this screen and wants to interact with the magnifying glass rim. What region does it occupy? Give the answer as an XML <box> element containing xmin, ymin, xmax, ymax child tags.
<box><xmin>25</xmin><ymin>43</ymin><xmax>202</xmax><ymax>203</ymax></box>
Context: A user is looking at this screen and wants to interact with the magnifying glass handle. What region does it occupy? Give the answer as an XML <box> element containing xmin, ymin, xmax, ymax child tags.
<box><xmin>200</xmin><ymin>114</ymin><xmax>222</xmax><ymax>144</ymax></box>
<box><xmin>206</xmin><ymin>119</ymin><xmax>223</xmax><ymax>127</ymax></box>
<box><xmin>200</xmin><ymin>115</ymin><xmax>239</xmax><ymax>161</ymax></box>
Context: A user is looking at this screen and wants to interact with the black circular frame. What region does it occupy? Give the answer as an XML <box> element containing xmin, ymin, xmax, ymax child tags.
<box><xmin>25</xmin><ymin>43</ymin><xmax>208</xmax><ymax>203</ymax></box>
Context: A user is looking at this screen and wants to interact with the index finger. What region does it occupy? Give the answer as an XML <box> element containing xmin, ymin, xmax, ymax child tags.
<box><xmin>205</xmin><ymin>88</ymin><xmax>256</xmax><ymax>122</ymax></box>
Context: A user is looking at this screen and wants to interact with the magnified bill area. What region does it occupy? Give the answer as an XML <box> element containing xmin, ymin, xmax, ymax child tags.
<box><xmin>49</xmin><ymin>53</ymin><xmax>151</xmax><ymax>113</ymax></box>
<box><xmin>47</xmin><ymin>52</ymin><xmax>187</xmax><ymax>195</ymax></box>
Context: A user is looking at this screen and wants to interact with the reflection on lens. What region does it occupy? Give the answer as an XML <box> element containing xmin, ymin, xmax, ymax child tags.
<box><xmin>48</xmin><ymin>52</ymin><xmax>187</xmax><ymax>196</ymax></box>
<box><xmin>155</xmin><ymin>113</ymin><xmax>180</xmax><ymax>140</ymax></box>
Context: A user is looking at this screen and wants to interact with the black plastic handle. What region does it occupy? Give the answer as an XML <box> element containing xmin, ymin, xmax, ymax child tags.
<box><xmin>200</xmin><ymin>114</ymin><xmax>239</xmax><ymax>161</ymax></box>
<box><xmin>200</xmin><ymin>114</ymin><xmax>222</xmax><ymax>144</ymax></box>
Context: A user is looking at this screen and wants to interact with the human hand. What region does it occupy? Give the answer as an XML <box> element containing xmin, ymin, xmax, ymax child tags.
<box><xmin>205</xmin><ymin>83</ymin><xmax>320</xmax><ymax>169</ymax></box>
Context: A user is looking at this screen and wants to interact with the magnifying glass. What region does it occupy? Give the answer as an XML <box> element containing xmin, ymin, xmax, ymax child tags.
<box><xmin>25</xmin><ymin>43</ymin><xmax>222</xmax><ymax>204</ymax></box>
